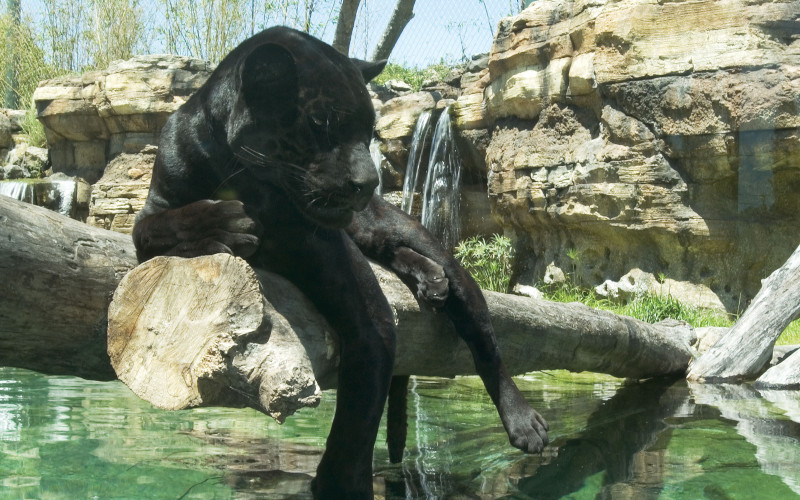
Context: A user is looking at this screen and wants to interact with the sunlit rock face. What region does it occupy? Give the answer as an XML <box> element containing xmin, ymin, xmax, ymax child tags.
<box><xmin>86</xmin><ymin>147</ymin><xmax>155</xmax><ymax>234</ymax></box>
<box><xmin>33</xmin><ymin>55</ymin><xmax>213</xmax><ymax>183</ymax></box>
<box><xmin>461</xmin><ymin>0</ymin><xmax>800</xmax><ymax>311</ymax></box>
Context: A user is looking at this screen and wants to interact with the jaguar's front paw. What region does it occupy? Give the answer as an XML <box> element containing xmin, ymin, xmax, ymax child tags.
<box><xmin>153</xmin><ymin>199</ymin><xmax>261</xmax><ymax>259</ymax></box>
<box><xmin>500</xmin><ymin>390</ymin><xmax>549</xmax><ymax>454</ymax></box>
<box><xmin>416</xmin><ymin>269</ymin><xmax>449</xmax><ymax>307</ymax></box>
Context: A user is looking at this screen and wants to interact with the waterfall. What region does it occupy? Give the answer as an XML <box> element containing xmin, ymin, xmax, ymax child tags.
<box><xmin>0</xmin><ymin>178</ymin><xmax>77</xmax><ymax>218</ymax></box>
<box><xmin>420</xmin><ymin>107</ymin><xmax>462</xmax><ymax>250</ymax></box>
<box><xmin>52</xmin><ymin>180</ymin><xmax>76</xmax><ymax>217</ymax></box>
<box><xmin>0</xmin><ymin>181</ymin><xmax>34</xmax><ymax>204</ymax></box>
<box><xmin>369</xmin><ymin>139</ymin><xmax>384</xmax><ymax>195</ymax></box>
<box><xmin>400</xmin><ymin>110</ymin><xmax>433</xmax><ymax>214</ymax></box>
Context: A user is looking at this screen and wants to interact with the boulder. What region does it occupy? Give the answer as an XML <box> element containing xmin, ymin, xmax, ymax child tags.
<box><xmin>5</xmin><ymin>144</ymin><xmax>49</xmax><ymax>178</ymax></box>
<box><xmin>375</xmin><ymin>91</ymin><xmax>437</xmax><ymax>141</ymax></box>
<box><xmin>33</xmin><ymin>55</ymin><xmax>213</xmax><ymax>183</ymax></box>
<box><xmin>480</xmin><ymin>0</ymin><xmax>800</xmax><ymax>311</ymax></box>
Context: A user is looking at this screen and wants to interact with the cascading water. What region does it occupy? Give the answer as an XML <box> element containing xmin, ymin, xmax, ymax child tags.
<box><xmin>369</xmin><ymin>139</ymin><xmax>384</xmax><ymax>195</ymax></box>
<box><xmin>52</xmin><ymin>180</ymin><xmax>76</xmax><ymax>216</ymax></box>
<box><xmin>0</xmin><ymin>181</ymin><xmax>34</xmax><ymax>204</ymax></box>
<box><xmin>0</xmin><ymin>178</ymin><xmax>77</xmax><ymax>217</ymax></box>
<box><xmin>420</xmin><ymin>107</ymin><xmax>462</xmax><ymax>250</ymax></box>
<box><xmin>400</xmin><ymin>110</ymin><xmax>433</xmax><ymax>214</ymax></box>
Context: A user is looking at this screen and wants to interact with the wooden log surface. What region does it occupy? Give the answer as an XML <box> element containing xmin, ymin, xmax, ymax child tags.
<box><xmin>687</xmin><ymin>243</ymin><xmax>800</xmax><ymax>383</ymax></box>
<box><xmin>755</xmin><ymin>347</ymin><xmax>800</xmax><ymax>389</ymax></box>
<box><xmin>0</xmin><ymin>196</ymin><xmax>137</xmax><ymax>379</ymax></box>
<box><xmin>107</xmin><ymin>253</ymin><xmax>697</xmax><ymax>422</ymax></box>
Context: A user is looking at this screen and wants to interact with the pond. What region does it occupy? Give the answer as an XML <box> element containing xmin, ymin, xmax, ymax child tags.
<box><xmin>2</xmin><ymin>367</ymin><xmax>800</xmax><ymax>499</ymax></box>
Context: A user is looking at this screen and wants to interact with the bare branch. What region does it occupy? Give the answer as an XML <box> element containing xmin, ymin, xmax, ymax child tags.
<box><xmin>371</xmin><ymin>0</ymin><xmax>415</xmax><ymax>62</ymax></box>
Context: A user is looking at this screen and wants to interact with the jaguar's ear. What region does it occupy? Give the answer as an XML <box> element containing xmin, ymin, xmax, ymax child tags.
<box><xmin>351</xmin><ymin>58</ymin><xmax>387</xmax><ymax>83</ymax></box>
<box><xmin>241</xmin><ymin>43</ymin><xmax>298</xmax><ymax>108</ymax></box>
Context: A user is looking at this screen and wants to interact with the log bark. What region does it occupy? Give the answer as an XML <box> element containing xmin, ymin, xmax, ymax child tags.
<box><xmin>331</xmin><ymin>0</ymin><xmax>361</xmax><ymax>55</ymax></box>
<box><xmin>687</xmin><ymin>243</ymin><xmax>800</xmax><ymax>383</ymax></box>
<box><xmin>107</xmin><ymin>253</ymin><xmax>696</xmax><ymax>422</ymax></box>
<box><xmin>755</xmin><ymin>347</ymin><xmax>800</xmax><ymax>389</ymax></box>
<box><xmin>0</xmin><ymin>195</ymin><xmax>137</xmax><ymax>379</ymax></box>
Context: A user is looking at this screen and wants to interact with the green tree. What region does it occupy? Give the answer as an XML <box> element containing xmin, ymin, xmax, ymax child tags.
<box><xmin>4</xmin><ymin>0</ymin><xmax>20</xmax><ymax>108</ymax></box>
<box><xmin>0</xmin><ymin>11</ymin><xmax>53</xmax><ymax>108</ymax></box>
<box><xmin>88</xmin><ymin>0</ymin><xmax>147</xmax><ymax>69</ymax></box>
<box><xmin>159</xmin><ymin>0</ymin><xmax>252</xmax><ymax>63</ymax></box>
<box><xmin>41</xmin><ymin>0</ymin><xmax>91</xmax><ymax>72</ymax></box>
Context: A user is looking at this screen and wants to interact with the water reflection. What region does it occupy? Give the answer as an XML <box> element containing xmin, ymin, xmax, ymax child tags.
<box><xmin>3</xmin><ymin>368</ymin><xmax>800</xmax><ymax>498</ymax></box>
<box><xmin>512</xmin><ymin>377</ymin><xmax>683</xmax><ymax>499</ymax></box>
<box><xmin>691</xmin><ymin>383</ymin><xmax>800</xmax><ymax>496</ymax></box>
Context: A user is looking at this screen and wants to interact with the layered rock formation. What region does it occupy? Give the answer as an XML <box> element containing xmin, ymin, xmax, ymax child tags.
<box><xmin>456</xmin><ymin>0</ymin><xmax>800</xmax><ymax>311</ymax></box>
<box><xmin>87</xmin><ymin>147</ymin><xmax>155</xmax><ymax>233</ymax></box>
<box><xmin>33</xmin><ymin>55</ymin><xmax>213</xmax><ymax>183</ymax></box>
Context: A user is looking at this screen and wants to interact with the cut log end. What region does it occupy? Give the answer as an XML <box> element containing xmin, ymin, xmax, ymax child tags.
<box><xmin>107</xmin><ymin>254</ymin><xmax>325</xmax><ymax>422</ymax></box>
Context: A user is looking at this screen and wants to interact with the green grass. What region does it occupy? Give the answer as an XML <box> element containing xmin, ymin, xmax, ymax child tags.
<box><xmin>777</xmin><ymin>320</ymin><xmax>800</xmax><ymax>345</ymax></box>
<box><xmin>538</xmin><ymin>278</ymin><xmax>735</xmax><ymax>328</ymax></box>
<box><xmin>539</xmin><ymin>276</ymin><xmax>800</xmax><ymax>344</ymax></box>
<box><xmin>21</xmin><ymin>104</ymin><xmax>47</xmax><ymax>148</ymax></box>
<box><xmin>456</xmin><ymin>236</ymin><xmax>800</xmax><ymax>344</ymax></box>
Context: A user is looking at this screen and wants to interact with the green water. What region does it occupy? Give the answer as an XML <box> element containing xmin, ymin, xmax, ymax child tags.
<box><xmin>2</xmin><ymin>368</ymin><xmax>800</xmax><ymax>499</ymax></box>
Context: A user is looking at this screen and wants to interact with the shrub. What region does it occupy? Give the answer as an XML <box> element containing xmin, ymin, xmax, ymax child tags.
<box><xmin>454</xmin><ymin>234</ymin><xmax>514</xmax><ymax>293</ymax></box>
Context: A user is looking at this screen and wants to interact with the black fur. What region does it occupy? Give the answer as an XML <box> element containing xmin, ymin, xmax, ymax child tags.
<box><xmin>133</xmin><ymin>26</ymin><xmax>548</xmax><ymax>499</ymax></box>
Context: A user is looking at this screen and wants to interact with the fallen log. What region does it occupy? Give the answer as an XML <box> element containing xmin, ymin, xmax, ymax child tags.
<box><xmin>687</xmin><ymin>243</ymin><xmax>800</xmax><ymax>383</ymax></box>
<box><xmin>1</xmin><ymin>194</ymin><xmax>696</xmax><ymax>421</ymax></box>
<box><xmin>107</xmin><ymin>253</ymin><xmax>696</xmax><ymax>421</ymax></box>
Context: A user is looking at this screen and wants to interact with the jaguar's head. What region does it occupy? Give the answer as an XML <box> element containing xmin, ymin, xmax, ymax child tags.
<box><xmin>226</xmin><ymin>27</ymin><xmax>386</xmax><ymax>228</ymax></box>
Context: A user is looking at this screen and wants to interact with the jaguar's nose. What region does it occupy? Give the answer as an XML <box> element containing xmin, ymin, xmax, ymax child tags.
<box><xmin>346</xmin><ymin>143</ymin><xmax>380</xmax><ymax>211</ymax></box>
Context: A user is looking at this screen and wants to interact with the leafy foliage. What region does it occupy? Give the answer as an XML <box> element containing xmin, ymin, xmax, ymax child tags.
<box><xmin>0</xmin><ymin>13</ymin><xmax>58</xmax><ymax>108</ymax></box>
<box><xmin>455</xmin><ymin>234</ymin><xmax>514</xmax><ymax>293</ymax></box>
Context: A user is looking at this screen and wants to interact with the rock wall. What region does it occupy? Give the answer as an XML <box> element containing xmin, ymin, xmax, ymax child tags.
<box><xmin>33</xmin><ymin>55</ymin><xmax>213</xmax><ymax>184</ymax></box>
<box><xmin>455</xmin><ymin>0</ymin><xmax>800</xmax><ymax>311</ymax></box>
<box><xmin>86</xmin><ymin>147</ymin><xmax>155</xmax><ymax>233</ymax></box>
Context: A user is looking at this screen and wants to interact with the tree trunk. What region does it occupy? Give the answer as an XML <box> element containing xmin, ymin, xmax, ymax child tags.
<box><xmin>371</xmin><ymin>0</ymin><xmax>416</xmax><ymax>62</ymax></box>
<box><xmin>687</xmin><ymin>243</ymin><xmax>800</xmax><ymax>383</ymax></box>
<box><xmin>1</xmin><ymin>195</ymin><xmax>697</xmax><ymax>422</ymax></box>
<box><xmin>755</xmin><ymin>347</ymin><xmax>800</xmax><ymax>389</ymax></box>
<box><xmin>331</xmin><ymin>0</ymin><xmax>362</xmax><ymax>55</ymax></box>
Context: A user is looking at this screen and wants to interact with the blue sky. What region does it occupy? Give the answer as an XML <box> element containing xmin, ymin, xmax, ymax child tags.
<box><xmin>342</xmin><ymin>0</ymin><xmax>522</xmax><ymax>65</ymax></box>
<box><xmin>18</xmin><ymin>0</ymin><xmax>523</xmax><ymax>67</ymax></box>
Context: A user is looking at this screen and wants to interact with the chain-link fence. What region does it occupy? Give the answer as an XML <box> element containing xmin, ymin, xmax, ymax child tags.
<box><xmin>347</xmin><ymin>0</ymin><xmax>526</xmax><ymax>66</ymax></box>
<box><xmin>4</xmin><ymin>0</ymin><xmax>528</xmax><ymax>108</ymax></box>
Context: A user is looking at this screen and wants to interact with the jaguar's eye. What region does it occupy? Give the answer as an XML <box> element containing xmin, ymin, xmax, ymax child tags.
<box><xmin>311</xmin><ymin>114</ymin><xmax>325</xmax><ymax>127</ymax></box>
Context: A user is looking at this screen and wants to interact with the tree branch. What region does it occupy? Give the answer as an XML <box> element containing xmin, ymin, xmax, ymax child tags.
<box><xmin>371</xmin><ymin>0</ymin><xmax>416</xmax><ymax>62</ymax></box>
